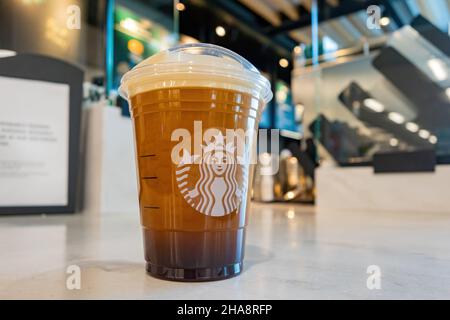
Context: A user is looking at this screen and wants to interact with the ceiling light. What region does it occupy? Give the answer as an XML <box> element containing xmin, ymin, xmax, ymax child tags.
<box><xmin>380</xmin><ymin>17</ymin><xmax>390</xmax><ymax>26</ymax></box>
<box><xmin>120</xmin><ymin>18</ymin><xmax>139</xmax><ymax>33</ymax></box>
<box><xmin>363</xmin><ymin>98</ymin><xmax>385</xmax><ymax>112</ymax></box>
<box><xmin>389</xmin><ymin>138</ymin><xmax>399</xmax><ymax>147</ymax></box>
<box><xmin>429</xmin><ymin>135</ymin><xmax>438</xmax><ymax>144</ymax></box>
<box><xmin>419</xmin><ymin>129</ymin><xmax>430</xmax><ymax>139</ymax></box>
<box><xmin>176</xmin><ymin>2</ymin><xmax>185</xmax><ymax>11</ymax></box>
<box><xmin>215</xmin><ymin>26</ymin><xmax>226</xmax><ymax>37</ymax></box>
<box><xmin>388</xmin><ymin>112</ymin><xmax>405</xmax><ymax>124</ymax></box>
<box><xmin>285</xmin><ymin>191</ymin><xmax>295</xmax><ymax>200</ymax></box>
<box><xmin>405</xmin><ymin>122</ymin><xmax>419</xmax><ymax>133</ymax></box>
<box><xmin>279</xmin><ymin>58</ymin><xmax>289</xmax><ymax>68</ymax></box>
<box><xmin>427</xmin><ymin>58</ymin><xmax>448</xmax><ymax>81</ymax></box>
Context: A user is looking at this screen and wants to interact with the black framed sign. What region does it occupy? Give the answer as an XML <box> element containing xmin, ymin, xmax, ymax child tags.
<box><xmin>0</xmin><ymin>54</ymin><xmax>83</xmax><ymax>214</ymax></box>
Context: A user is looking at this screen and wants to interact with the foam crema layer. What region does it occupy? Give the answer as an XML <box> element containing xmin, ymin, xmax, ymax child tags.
<box><xmin>119</xmin><ymin>43</ymin><xmax>273</xmax><ymax>103</ymax></box>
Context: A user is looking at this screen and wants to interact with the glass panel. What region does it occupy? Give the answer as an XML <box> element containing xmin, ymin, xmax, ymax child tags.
<box><xmin>294</xmin><ymin>0</ymin><xmax>450</xmax><ymax>166</ymax></box>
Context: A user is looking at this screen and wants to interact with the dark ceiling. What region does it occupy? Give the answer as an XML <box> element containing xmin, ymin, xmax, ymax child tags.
<box><xmin>138</xmin><ymin>0</ymin><xmax>450</xmax><ymax>83</ymax></box>
<box><xmin>142</xmin><ymin>0</ymin><xmax>394</xmax><ymax>82</ymax></box>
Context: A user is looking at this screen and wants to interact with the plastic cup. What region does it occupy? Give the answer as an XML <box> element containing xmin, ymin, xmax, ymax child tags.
<box><xmin>120</xmin><ymin>43</ymin><xmax>272</xmax><ymax>281</ymax></box>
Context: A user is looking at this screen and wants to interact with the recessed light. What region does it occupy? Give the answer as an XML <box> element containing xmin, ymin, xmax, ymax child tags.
<box><xmin>405</xmin><ymin>122</ymin><xmax>419</xmax><ymax>133</ymax></box>
<box><xmin>380</xmin><ymin>17</ymin><xmax>390</xmax><ymax>26</ymax></box>
<box><xmin>388</xmin><ymin>112</ymin><xmax>405</xmax><ymax>124</ymax></box>
<box><xmin>363</xmin><ymin>98</ymin><xmax>384</xmax><ymax>112</ymax></box>
<box><xmin>279</xmin><ymin>58</ymin><xmax>289</xmax><ymax>68</ymax></box>
<box><xmin>389</xmin><ymin>138</ymin><xmax>399</xmax><ymax>147</ymax></box>
<box><xmin>215</xmin><ymin>26</ymin><xmax>226</xmax><ymax>37</ymax></box>
<box><xmin>176</xmin><ymin>2</ymin><xmax>185</xmax><ymax>11</ymax></box>
<box><xmin>427</xmin><ymin>59</ymin><xmax>447</xmax><ymax>81</ymax></box>
<box><xmin>120</xmin><ymin>18</ymin><xmax>139</xmax><ymax>33</ymax></box>
<box><xmin>419</xmin><ymin>129</ymin><xmax>430</xmax><ymax>139</ymax></box>
<box><xmin>429</xmin><ymin>135</ymin><xmax>438</xmax><ymax>144</ymax></box>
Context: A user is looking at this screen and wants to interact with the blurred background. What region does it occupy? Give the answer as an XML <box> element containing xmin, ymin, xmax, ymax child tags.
<box><xmin>1</xmin><ymin>0</ymin><xmax>450</xmax><ymax>300</ymax></box>
<box><xmin>0</xmin><ymin>0</ymin><xmax>449</xmax><ymax>215</ymax></box>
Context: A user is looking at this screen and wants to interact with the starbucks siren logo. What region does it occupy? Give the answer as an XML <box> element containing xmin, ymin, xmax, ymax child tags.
<box><xmin>175</xmin><ymin>132</ymin><xmax>247</xmax><ymax>217</ymax></box>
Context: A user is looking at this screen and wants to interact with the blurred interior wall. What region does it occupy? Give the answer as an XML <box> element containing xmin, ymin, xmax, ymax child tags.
<box><xmin>0</xmin><ymin>0</ymin><xmax>105</xmax><ymax>79</ymax></box>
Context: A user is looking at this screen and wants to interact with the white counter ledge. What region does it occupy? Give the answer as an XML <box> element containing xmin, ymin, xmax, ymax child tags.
<box><xmin>1</xmin><ymin>203</ymin><xmax>450</xmax><ymax>299</ymax></box>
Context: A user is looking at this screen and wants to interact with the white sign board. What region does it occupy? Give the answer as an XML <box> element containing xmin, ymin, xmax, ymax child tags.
<box><xmin>0</xmin><ymin>76</ymin><xmax>69</xmax><ymax>206</ymax></box>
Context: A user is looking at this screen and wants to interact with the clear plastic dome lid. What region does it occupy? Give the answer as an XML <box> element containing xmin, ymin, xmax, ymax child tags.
<box><xmin>119</xmin><ymin>43</ymin><xmax>273</xmax><ymax>103</ymax></box>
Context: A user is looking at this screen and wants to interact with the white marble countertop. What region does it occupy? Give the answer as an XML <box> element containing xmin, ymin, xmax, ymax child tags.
<box><xmin>1</xmin><ymin>203</ymin><xmax>450</xmax><ymax>299</ymax></box>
